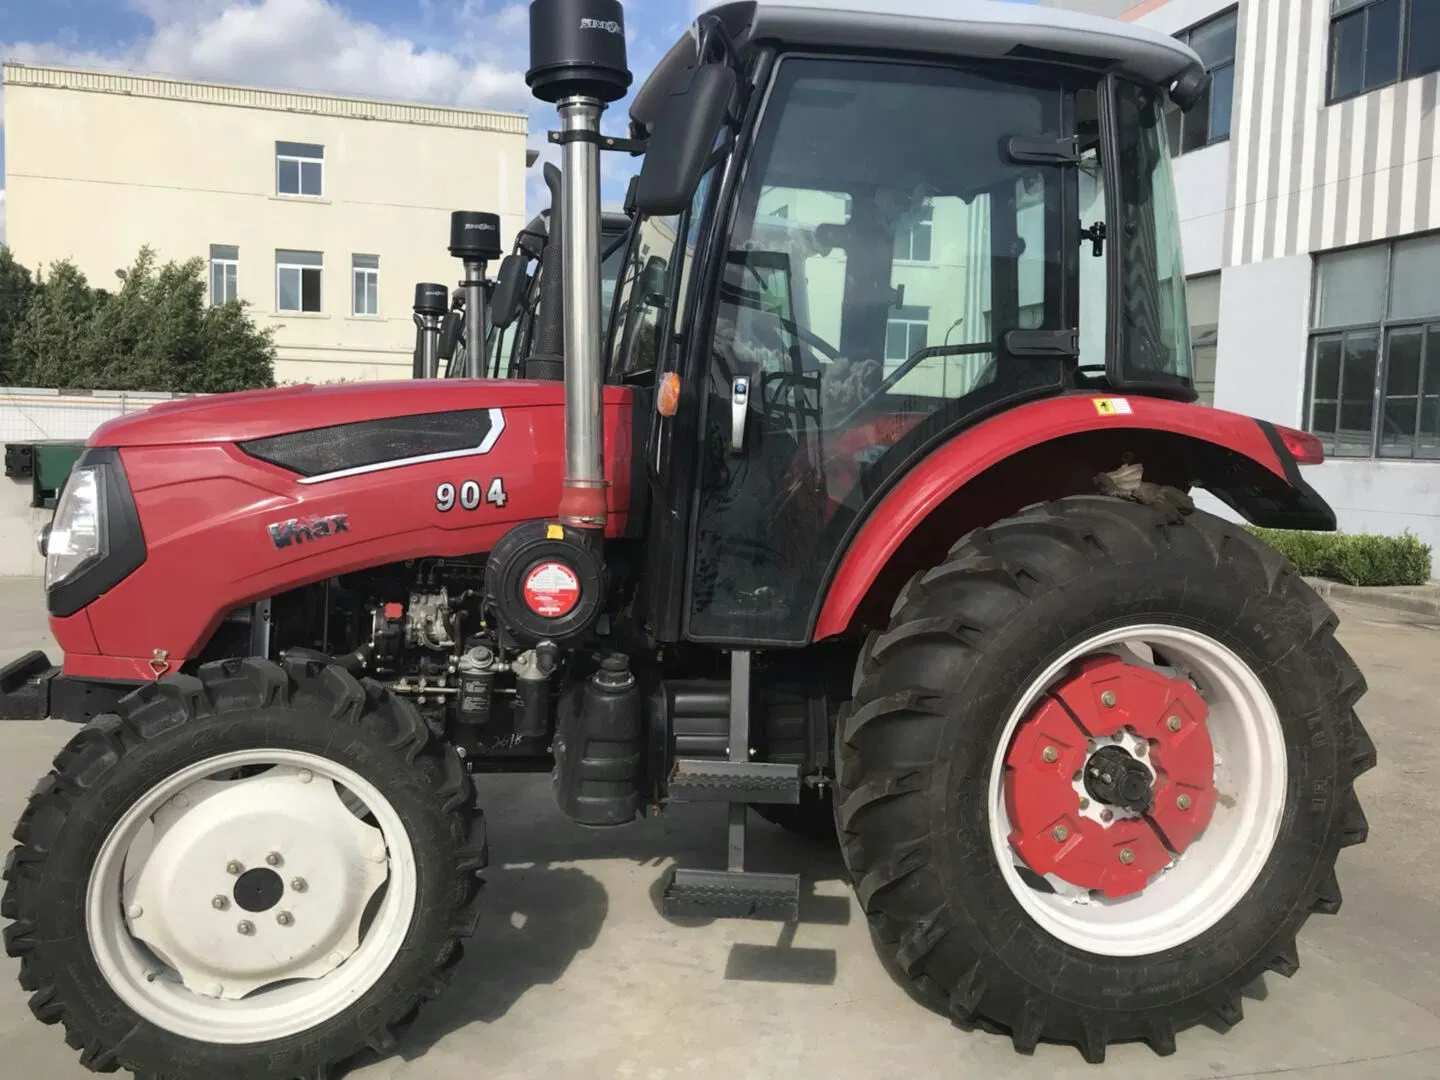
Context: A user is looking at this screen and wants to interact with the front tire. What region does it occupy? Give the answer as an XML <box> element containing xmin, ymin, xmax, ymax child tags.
<box><xmin>2</xmin><ymin>656</ymin><xmax>486</xmax><ymax>1079</ymax></box>
<box><xmin>834</xmin><ymin>496</ymin><xmax>1374</xmax><ymax>1062</ymax></box>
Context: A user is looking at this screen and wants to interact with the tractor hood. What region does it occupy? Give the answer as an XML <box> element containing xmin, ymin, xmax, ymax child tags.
<box><xmin>88</xmin><ymin>379</ymin><xmax>618</xmax><ymax>448</ymax></box>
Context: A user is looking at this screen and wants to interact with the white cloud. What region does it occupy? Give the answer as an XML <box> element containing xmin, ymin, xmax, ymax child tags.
<box><xmin>0</xmin><ymin>0</ymin><xmax>677</xmax><ymax>216</ymax></box>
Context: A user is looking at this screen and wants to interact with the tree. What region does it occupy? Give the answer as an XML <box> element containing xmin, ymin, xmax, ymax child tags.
<box><xmin>0</xmin><ymin>247</ymin><xmax>38</xmax><ymax>385</ymax></box>
<box><xmin>8</xmin><ymin>246</ymin><xmax>276</xmax><ymax>393</ymax></box>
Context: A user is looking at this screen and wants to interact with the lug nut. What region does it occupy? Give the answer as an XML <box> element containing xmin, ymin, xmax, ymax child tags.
<box><xmin>276</xmin><ymin>911</ymin><xmax>294</xmax><ymax>927</ymax></box>
<box><xmin>1118</xmin><ymin>848</ymin><xmax>1135</xmax><ymax>864</ymax></box>
<box><xmin>212</xmin><ymin>895</ymin><xmax>229</xmax><ymax>911</ymax></box>
<box><xmin>1100</xmin><ymin>690</ymin><xmax>1117</xmax><ymax>708</ymax></box>
<box><xmin>1100</xmin><ymin>809</ymin><xmax>1114</xmax><ymax>823</ymax></box>
<box><xmin>1052</xmin><ymin>825</ymin><xmax>1069</xmax><ymax>842</ymax></box>
<box><xmin>298</xmin><ymin>769</ymin><xmax>314</xmax><ymax>784</ymax></box>
<box><xmin>126</xmin><ymin>904</ymin><xmax>144</xmax><ymax>920</ymax></box>
<box><xmin>1135</xmin><ymin>743</ymin><xmax>1148</xmax><ymax>758</ymax></box>
<box><xmin>1078</xmin><ymin>797</ymin><xmax>1090</xmax><ymax>810</ymax></box>
<box><xmin>290</xmin><ymin>877</ymin><xmax>308</xmax><ymax>893</ymax></box>
<box><xmin>1167</xmin><ymin>715</ymin><xmax>1183</xmax><ymax>732</ymax></box>
<box><xmin>226</xmin><ymin>860</ymin><xmax>243</xmax><ymax>876</ymax></box>
<box><xmin>1177</xmin><ymin>794</ymin><xmax>1192</xmax><ymax>811</ymax></box>
<box><xmin>266</xmin><ymin>852</ymin><xmax>283</xmax><ymax>867</ymax></box>
<box><xmin>237</xmin><ymin>920</ymin><xmax>255</xmax><ymax>936</ymax></box>
<box><xmin>1042</xmin><ymin>746</ymin><xmax>1059</xmax><ymax>763</ymax></box>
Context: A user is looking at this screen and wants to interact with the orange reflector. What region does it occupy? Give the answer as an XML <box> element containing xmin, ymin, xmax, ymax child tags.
<box><xmin>657</xmin><ymin>372</ymin><xmax>681</xmax><ymax>417</ymax></box>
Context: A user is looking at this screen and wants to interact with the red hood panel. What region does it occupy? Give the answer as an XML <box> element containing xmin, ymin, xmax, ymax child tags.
<box><xmin>90</xmin><ymin>379</ymin><xmax>626</xmax><ymax>447</ymax></box>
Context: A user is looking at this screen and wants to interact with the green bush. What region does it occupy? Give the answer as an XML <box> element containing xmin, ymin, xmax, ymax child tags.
<box><xmin>1245</xmin><ymin>527</ymin><xmax>1433</xmax><ymax>587</ymax></box>
<box><xmin>2</xmin><ymin>245</ymin><xmax>275</xmax><ymax>393</ymax></box>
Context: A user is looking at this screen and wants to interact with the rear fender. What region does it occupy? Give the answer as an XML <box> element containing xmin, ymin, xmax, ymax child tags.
<box><xmin>812</xmin><ymin>394</ymin><xmax>1333</xmax><ymax>640</ymax></box>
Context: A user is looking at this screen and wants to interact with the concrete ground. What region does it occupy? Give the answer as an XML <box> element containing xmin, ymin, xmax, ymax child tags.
<box><xmin>1</xmin><ymin>577</ymin><xmax>1438</xmax><ymax>1079</ymax></box>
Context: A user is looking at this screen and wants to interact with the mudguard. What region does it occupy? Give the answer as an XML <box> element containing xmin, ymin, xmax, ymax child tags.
<box><xmin>812</xmin><ymin>392</ymin><xmax>1333</xmax><ymax>640</ymax></box>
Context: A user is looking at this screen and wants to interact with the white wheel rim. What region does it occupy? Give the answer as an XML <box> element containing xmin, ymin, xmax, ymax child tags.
<box><xmin>86</xmin><ymin>749</ymin><xmax>417</xmax><ymax>1043</ymax></box>
<box><xmin>987</xmin><ymin>624</ymin><xmax>1287</xmax><ymax>957</ymax></box>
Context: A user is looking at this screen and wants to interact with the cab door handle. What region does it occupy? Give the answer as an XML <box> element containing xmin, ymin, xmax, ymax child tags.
<box><xmin>730</xmin><ymin>377</ymin><xmax>750</xmax><ymax>454</ymax></box>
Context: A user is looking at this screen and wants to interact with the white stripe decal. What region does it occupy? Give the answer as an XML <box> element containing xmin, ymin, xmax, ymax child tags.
<box><xmin>296</xmin><ymin>408</ymin><xmax>506</xmax><ymax>485</ymax></box>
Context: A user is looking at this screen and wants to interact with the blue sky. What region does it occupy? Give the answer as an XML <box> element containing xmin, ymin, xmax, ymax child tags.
<box><xmin>0</xmin><ymin>0</ymin><xmax>1041</xmax><ymax>240</ymax></box>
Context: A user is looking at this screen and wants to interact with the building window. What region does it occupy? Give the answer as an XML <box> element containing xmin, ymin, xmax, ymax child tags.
<box><xmin>276</xmin><ymin>141</ymin><xmax>324</xmax><ymax>197</ymax></box>
<box><xmin>1187</xmin><ymin>273</ymin><xmax>1220</xmax><ymax>406</ymax></box>
<box><xmin>1164</xmin><ymin>9</ymin><xmax>1237</xmax><ymax>156</ymax></box>
<box><xmin>352</xmin><ymin>254</ymin><xmax>379</xmax><ymax>316</ymax></box>
<box><xmin>885</xmin><ymin>305</ymin><xmax>929</xmax><ymax>367</ymax></box>
<box><xmin>1329</xmin><ymin>0</ymin><xmax>1440</xmax><ymax>104</ymax></box>
<box><xmin>277</xmin><ymin>249</ymin><xmax>323</xmax><ymax>313</ymax></box>
<box><xmin>893</xmin><ymin>201</ymin><xmax>933</xmax><ymax>262</ymax></box>
<box><xmin>1307</xmin><ymin>234</ymin><xmax>1440</xmax><ymax>459</ymax></box>
<box><xmin>209</xmin><ymin>244</ymin><xmax>238</xmax><ymax>307</ymax></box>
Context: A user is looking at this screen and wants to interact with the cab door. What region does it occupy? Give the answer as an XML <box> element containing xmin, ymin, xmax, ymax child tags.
<box><xmin>684</xmin><ymin>55</ymin><xmax>1074</xmax><ymax>645</ymax></box>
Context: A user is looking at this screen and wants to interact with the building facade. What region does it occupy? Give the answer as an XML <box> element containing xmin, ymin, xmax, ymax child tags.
<box><xmin>2</xmin><ymin>63</ymin><xmax>530</xmax><ymax>384</ymax></box>
<box><xmin>1041</xmin><ymin>0</ymin><xmax>1440</xmax><ymax>557</ymax></box>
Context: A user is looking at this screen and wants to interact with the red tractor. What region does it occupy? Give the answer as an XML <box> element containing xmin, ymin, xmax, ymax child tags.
<box><xmin>1</xmin><ymin>1</ymin><xmax>1373</xmax><ymax>1076</ymax></box>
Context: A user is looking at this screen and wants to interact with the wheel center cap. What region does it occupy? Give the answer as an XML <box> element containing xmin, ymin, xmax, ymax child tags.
<box><xmin>234</xmin><ymin>867</ymin><xmax>285</xmax><ymax>913</ymax></box>
<box><xmin>1083</xmin><ymin>746</ymin><xmax>1154</xmax><ymax>813</ymax></box>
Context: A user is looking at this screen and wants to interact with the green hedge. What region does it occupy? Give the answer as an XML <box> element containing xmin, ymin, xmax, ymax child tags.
<box><xmin>1245</xmin><ymin>527</ymin><xmax>1433</xmax><ymax>587</ymax></box>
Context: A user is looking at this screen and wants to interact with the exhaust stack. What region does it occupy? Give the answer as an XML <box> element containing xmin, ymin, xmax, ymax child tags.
<box><xmin>412</xmin><ymin>283</ymin><xmax>448</xmax><ymax>379</ymax></box>
<box><xmin>449</xmin><ymin>211</ymin><xmax>503</xmax><ymax>378</ymax></box>
<box><xmin>527</xmin><ymin>0</ymin><xmax>632</xmax><ymax>530</ymax></box>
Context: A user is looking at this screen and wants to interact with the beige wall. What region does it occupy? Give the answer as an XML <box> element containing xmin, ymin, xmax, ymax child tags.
<box><xmin>2</xmin><ymin>64</ymin><xmax>529</xmax><ymax>384</ymax></box>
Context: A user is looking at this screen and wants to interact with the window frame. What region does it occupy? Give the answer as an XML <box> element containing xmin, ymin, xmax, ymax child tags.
<box><xmin>885</xmin><ymin>305</ymin><xmax>931</xmax><ymax>366</ymax></box>
<box><xmin>1326</xmin><ymin>0</ymin><xmax>1439</xmax><ymax>106</ymax></box>
<box><xmin>209</xmin><ymin>244</ymin><xmax>239</xmax><ymax>307</ymax></box>
<box><xmin>1305</xmin><ymin>232</ymin><xmax>1440</xmax><ymax>460</ymax></box>
<box><xmin>1164</xmin><ymin>5</ymin><xmax>1239</xmax><ymax>157</ymax></box>
<box><xmin>276</xmin><ymin>249</ymin><xmax>324</xmax><ymax>314</ymax></box>
<box><xmin>275</xmin><ymin>141</ymin><xmax>325</xmax><ymax>198</ymax></box>
<box><xmin>351</xmin><ymin>254</ymin><xmax>380</xmax><ymax>317</ymax></box>
<box><xmin>892</xmin><ymin>200</ymin><xmax>934</xmax><ymax>263</ymax></box>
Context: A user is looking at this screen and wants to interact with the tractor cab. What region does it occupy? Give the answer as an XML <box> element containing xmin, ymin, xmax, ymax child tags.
<box><xmin>597</xmin><ymin>1</ymin><xmax>1209</xmax><ymax>644</ymax></box>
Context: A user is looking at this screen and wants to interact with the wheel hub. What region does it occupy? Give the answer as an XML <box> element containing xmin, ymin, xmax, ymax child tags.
<box><xmin>1003</xmin><ymin>655</ymin><xmax>1217</xmax><ymax>898</ymax></box>
<box><xmin>1083</xmin><ymin>745</ymin><xmax>1155</xmax><ymax>813</ymax></box>
<box><xmin>119</xmin><ymin>765</ymin><xmax>390</xmax><ymax>1000</ymax></box>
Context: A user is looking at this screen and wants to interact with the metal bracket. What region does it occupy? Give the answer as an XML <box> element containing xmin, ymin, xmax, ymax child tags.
<box><xmin>547</xmin><ymin>129</ymin><xmax>649</xmax><ymax>154</ymax></box>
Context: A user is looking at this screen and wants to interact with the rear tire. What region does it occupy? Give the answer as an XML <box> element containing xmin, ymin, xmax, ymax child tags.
<box><xmin>833</xmin><ymin>496</ymin><xmax>1374</xmax><ymax>1062</ymax></box>
<box><xmin>2</xmin><ymin>656</ymin><xmax>486</xmax><ymax>1079</ymax></box>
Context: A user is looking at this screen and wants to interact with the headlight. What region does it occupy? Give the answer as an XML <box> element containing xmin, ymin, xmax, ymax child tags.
<box><xmin>45</xmin><ymin>467</ymin><xmax>108</xmax><ymax>590</ymax></box>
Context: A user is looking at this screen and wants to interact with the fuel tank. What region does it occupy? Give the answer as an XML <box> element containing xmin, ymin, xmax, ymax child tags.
<box><xmin>56</xmin><ymin>379</ymin><xmax>634</xmax><ymax>681</ymax></box>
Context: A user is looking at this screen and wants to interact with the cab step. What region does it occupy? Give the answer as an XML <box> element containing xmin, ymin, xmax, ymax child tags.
<box><xmin>668</xmin><ymin>759</ymin><xmax>800</xmax><ymax>804</ymax></box>
<box><xmin>662</xmin><ymin>867</ymin><xmax>801</xmax><ymax>921</ymax></box>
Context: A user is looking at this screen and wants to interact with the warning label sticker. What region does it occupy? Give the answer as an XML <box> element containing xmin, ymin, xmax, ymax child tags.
<box><xmin>1093</xmin><ymin>397</ymin><xmax>1134</xmax><ymax>416</ymax></box>
<box><xmin>523</xmin><ymin>561</ymin><xmax>582</xmax><ymax>618</ymax></box>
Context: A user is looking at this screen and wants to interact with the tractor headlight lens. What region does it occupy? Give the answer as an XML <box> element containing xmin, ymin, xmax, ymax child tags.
<box><xmin>45</xmin><ymin>467</ymin><xmax>108</xmax><ymax>590</ymax></box>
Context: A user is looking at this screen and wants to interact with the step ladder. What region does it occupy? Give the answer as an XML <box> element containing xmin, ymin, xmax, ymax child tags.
<box><xmin>661</xmin><ymin>650</ymin><xmax>802</xmax><ymax>921</ymax></box>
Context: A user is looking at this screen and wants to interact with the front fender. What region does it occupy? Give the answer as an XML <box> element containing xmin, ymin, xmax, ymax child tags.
<box><xmin>812</xmin><ymin>393</ymin><xmax>1333</xmax><ymax>640</ymax></box>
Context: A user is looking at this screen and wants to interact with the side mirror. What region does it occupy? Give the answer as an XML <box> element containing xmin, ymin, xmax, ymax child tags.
<box><xmin>438</xmin><ymin>310</ymin><xmax>464</xmax><ymax>361</ymax></box>
<box><xmin>490</xmin><ymin>254</ymin><xmax>531</xmax><ymax>330</ymax></box>
<box><xmin>634</xmin><ymin>63</ymin><xmax>736</xmax><ymax>216</ymax></box>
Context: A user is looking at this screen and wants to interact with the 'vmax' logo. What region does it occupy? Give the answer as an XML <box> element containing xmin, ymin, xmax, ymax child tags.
<box><xmin>268</xmin><ymin>513</ymin><xmax>350</xmax><ymax>550</ymax></box>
